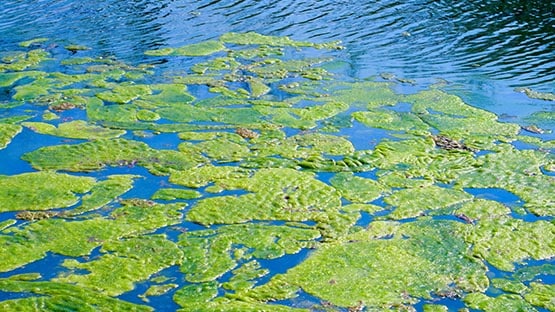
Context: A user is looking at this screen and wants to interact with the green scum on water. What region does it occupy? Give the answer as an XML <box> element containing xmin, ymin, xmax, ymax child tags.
<box><xmin>0</xmin><ymin>32</ymin><xmax>553</xmax><ymax>311</ymax></box>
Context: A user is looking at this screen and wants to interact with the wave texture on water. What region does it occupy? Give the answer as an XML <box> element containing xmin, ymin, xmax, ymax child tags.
<box><xmin>1</xmin><ymin>0</ymin><xmax>553</xmax><ymax>86</ymax></box>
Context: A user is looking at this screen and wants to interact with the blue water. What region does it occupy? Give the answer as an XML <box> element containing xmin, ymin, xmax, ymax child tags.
<box><xmin>1</xmin><ymin>1</ymin><xmax>554</xmax><ymax>311</ymax></box>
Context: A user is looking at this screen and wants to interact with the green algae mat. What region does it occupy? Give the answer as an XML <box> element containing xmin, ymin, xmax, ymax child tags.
<box><xmin>0</xmin><ymin>32</ymin><xmax>554</xmax><ymax>311</ymax></box>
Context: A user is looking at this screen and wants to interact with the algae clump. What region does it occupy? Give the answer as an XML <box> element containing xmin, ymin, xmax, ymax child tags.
<box><xmin>244</xmin><ymin>220</ymin><xmax>488</xmax><ymax>309</ymax></box>
<box><xmin>55</xmin><ymin>235</ymin><xmax>183</xmax><ymax>296</ymax></box>
<box><xmin>0</xmin><ymin>171</ymin><xmax>96</xmax><ymax>212</ymax></box>
<box><xmin>21</xmin><ymin>138</ymin><xmax>207</xmax><ymax>175</ymax></box>
<box><xmin>179</xmin><ymin>223</ymin><xmax>320</xmax><ymax>282</ymax></box>
<box><xmin>0</xmin><ymin>123</ymin><xmax>22</xmax><ymax>149</ymax></box>
<box><xmin>22</xmin><ymin>120</ymin><xmax>126</xmax><ymax>139</ymax></box>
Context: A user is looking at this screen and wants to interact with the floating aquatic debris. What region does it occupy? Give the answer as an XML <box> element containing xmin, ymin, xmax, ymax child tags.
<box><xmin>15</xmin><ymin>210</ymin><xmax>58</xmax><ymax>221</ymax></box>
<box><xmin>520</xmin><ymin>124</ymin><xmax>547</xmax><ymax>134</ymax></box>
<box><xmin>235</xmin><ymin>127</ymin><xmax>259</xmax><ymax>139</ymax></box>
<box><xmin>432</xmin><ymin>134</ymin><xmax>476</xmax><ymax>152</ymax></box>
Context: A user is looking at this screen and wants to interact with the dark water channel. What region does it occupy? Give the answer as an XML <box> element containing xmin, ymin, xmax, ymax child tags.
<box><xmin>1</xmin><ymin>1</ymin><xmax>554</xmax><ymax>311</ymax></box>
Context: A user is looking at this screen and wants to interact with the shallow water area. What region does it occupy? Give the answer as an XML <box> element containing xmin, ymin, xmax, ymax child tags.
<box><xmin>1</xmin><ymin>1</ymin><xmax>554</xmax><ymax>312</ymax></box>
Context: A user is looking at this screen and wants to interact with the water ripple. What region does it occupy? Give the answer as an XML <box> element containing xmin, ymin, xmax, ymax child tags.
<box><xmin>0</xmin><ymin>0</ymin><xmax>553</xmax><ymax>86</ymax></box>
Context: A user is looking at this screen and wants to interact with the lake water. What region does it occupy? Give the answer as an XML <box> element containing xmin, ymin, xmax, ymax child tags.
<box><xmin>0</xmin><ymin>1</ymin><xmax>554</xmax><ymax>311</ymax></box>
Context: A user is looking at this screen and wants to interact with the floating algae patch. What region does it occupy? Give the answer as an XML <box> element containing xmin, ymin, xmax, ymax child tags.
<box><xmin>151</xmin><ymin>188</ymin><xmax>201</xmax><ymax>200</ymax></box>
<box><xmin>140</xmin><ymin>283</ymin><xmax>179</xmax><ymax>302</ymax></box>
<box><xmin>174</xmin><ymin>40</ymin><xmax>227</xmax><ymax>57</ymax></box>
<box><xmin>242</xmin><ymin>219</ymin><xmax>488</xmax><ymax>309</ymax></box>
<box><xmin>515</xmin><ymin>87</ymin><xmax>555</xmax><ymax>101</ymax></box>
<box><xmin>55</xmin><ymin>235</ymin><xmax>183</xmax><ymax>296</ymax></box>
<box><xmin>22</xmin><ymin>120</ymin><xmax>126</xmax><ymax>139</ymax></box>
<box><xmin>423</xmin><ymin>304</ymin><xmax>449</xmax><ymax>312</ymax></box>
<box><xmin>183</xmin><ymin>168</ymin><xmax>354</xmax><ymax>235</ymax></box>
<box><xmin>146</xmin><ymin>40</ymin><xmax>226</xmax><ymax>57</ymax></box>
<box><xmin>169</xmin><ymin>165</ymin><xmax>252</xmax><ymax>188</ymax></box>
<box><xmin>523</xmin><ymin>282</ymin><xmax>555</xmax><ymax>311</ymax></box>
<box><xmin>173</xmin><ymin>280</ymin><xmax>306</xmax><ymax>311</ymax></box>
<box><xmin>96</xmin><ymin>83</ymin><xmax>152</xmax><ymax>104</ymax></box>
<box><xmin>492</xmin><ymin>278</ymin><xmax>529</xmax><ymax>295</ymax></box>
<box><xmin>0</xmin><ymin>48</ymin><xmax>51</xmax><ymax>72</ymax></box>
<box><xmin>464</xmin><ymin>293</ymin><xmax>537</xmax><ymax>312</ymax></box>
<box><xmin>383</xmin><ymin>185</ymin><xmax>473</xmax><ymax>220</ymax></box>
<box><xmin>457</xmin><ymin>217</ymin><xmax>555</xmax><ymax>272</ymax></box>
<box><xmin>178</xmin><ymin>223</ymin><xmax>320</xmax><ymax>283</ymax></box>
<box><xmin>405</xmin><ymin>89</ymin><xmax>520</xmax><ymax>144</ymax></box>
<box><xmin>329</xmin><ymin>172</ymin><xmax>387</xmax><ymax>203</ymax></box>
<box><xmin>514</xmin><ymin>263</ymin><xmax>555</xmax><ymax>282</ymax></box>
<box><xmin>0</xmin><ymin>171</ymin><xmax>96</xmax><ymax>212</ymax></box>
<box><xmin>180</xmin><ymin>137</ymin><xmax>251</xmax><ymax>162</ymax></box>
<box><xmin>0</xmin><ymin>201</ymin><xmax>183</xmax><ymax>272</ymax></box>
<box><xmin>0</xmin><ymin>278</ymin><xmax>152</xmax><ymax>311</ymax></box>
<box><xmin>526</xmin><ymin>111</ymin><xmax>555</xmax><ymax>123</ymax></box>
<box><xmin>0</xmin><ymin>71</ymin><xmax>43</xmax><ymax>87</ymax></box>
<box><xmin>220</xmin><ymin>32</ymin><xmax>342</xmax><ymax>49</ymax></box>
<box><xmin>353</xmin><ymin>109</ymin><xmax>429</xmax><ymax>132</ymax></box>
<box><xmin>0</xmin><ymin>123</ymin><xmax>22</xmax><ymax>149</ymax></box>
<box><xmin>327</xmin><ymin>81</ymin><xmax>400</xmax><ymax>108</ymax></box>
<box><xmin>455</xmin><ymin>145</ymin><xmax>555</xmax><ymax>216</ymax></box>
<box><xmin>18</xmin><ymin>37</ymin><xmax>49</xmax><ymax>48</ymax></box>
<box><xmin>453</xmin><ymin>198</ymin><xmax>511</xmax><ymax>221</ymax></box>
<box><xmin>246</xmin><ymin>76</ymin><xmax>271</xmax><ymax>98</ymax></box>
<box><xmin>87</xmin><ymin>97</ymin><xmax>142</xmax><ymax>123</ymax></box>
<box><xmin>21</xmin><ymin>138</ymin><xmax>207</xmax><ymax>175</ymax></box>
<box><xmin>250</xmin><ymin>132</ymin><xmax>355</xmax><ymax>159</ymax></box>
<box><xmin>222</xmin><ymin>260</ymin><xmax>269</xmax><ymax>292</ymax></box>
<box><xmin>68</xmin><ymin>174</ymin><xmax>139</xmax><ymax>215</ymax></box>
<box><xmin>173</xmin><ymin>281</ymin><xmax>218</xmax><ymax>307</ymax></box>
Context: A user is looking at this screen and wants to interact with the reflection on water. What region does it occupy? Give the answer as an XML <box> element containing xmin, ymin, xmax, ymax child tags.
<box><xmin>1</xmin><ymin>0</ymin><xmax>553</xmax><ymax>87</ymax></box>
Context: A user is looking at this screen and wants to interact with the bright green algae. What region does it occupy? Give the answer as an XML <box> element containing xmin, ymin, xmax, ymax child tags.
<box><xmin>0</xmin><ymin>123</ymin><xmax>22</xmax><ymax>149</ymax></box>
<box><xmin>179</xmin><ymin>223</ymin><xmax>320</xmax><ymax>283</ymax></box>
<box><xmin>241</xmin><ymin>219</ymin><xmax>489</xmax><ymax>309</ymax></box>
<box><xmin>55</xmin><ymin>234</ymin><xmax>183</xmax><ymax>296</ymax></box>
<box><xmin>0</xmin><ymin>278</ymin><xmax>152</xmax><ymax>311</ymax></box>
<box><xmin>0</xmin><ymin>171</ymin><xmax>95</xmax><ymax>212</ymax></box>
<box><xmin>22</xmin><ymin>120</ymin><xmax>126</xmax><ymax>139</ymax></box>
<box><xmin>0</xmin><ymin>201</ymin><xmax>184</xmax><ymax>272</ymax></box>
<box><xmin>21</xmin><ymin>138</ymin><xmax>208</xmax><ymax>175</ymax></box>
<box><xmin>457</xmin><ymin>217</ymin><xmax>555</xmax><ymax>271</ymax></box>
<box><xmin>1</xmin><ymin>33</ymin><xmax>554</xmax><ymax>311</ymax></box>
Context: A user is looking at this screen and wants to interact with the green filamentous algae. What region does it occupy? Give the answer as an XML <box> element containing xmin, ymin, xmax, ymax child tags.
<box><xmin>0</xmin><ymin>32</ymin><xmax>553</xmax><ymax>311</ymax></box>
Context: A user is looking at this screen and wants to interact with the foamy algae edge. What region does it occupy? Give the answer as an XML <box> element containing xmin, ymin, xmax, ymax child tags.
<box><xmin>0</xmin><ymin>32</ymin><xmax>553</xmax><ymax>311</ymax></box>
